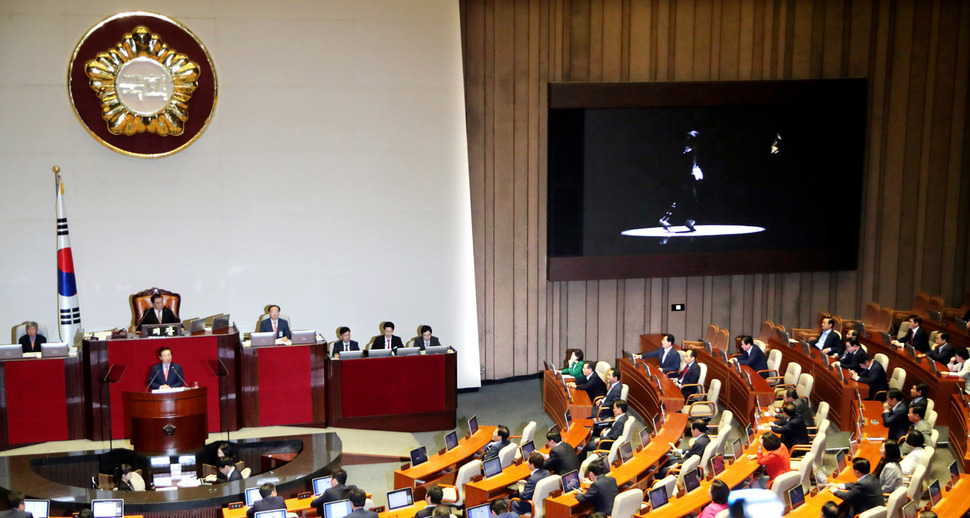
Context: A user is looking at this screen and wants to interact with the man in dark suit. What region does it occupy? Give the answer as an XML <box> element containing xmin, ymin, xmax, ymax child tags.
<box><xmin>510</xmin><ymin>452</ymin><xmax>550</xmax><ymax>515</ymax></box>
<box><xmin>542</xmin><ymin>430</ymin><xmax>581</xmax><ymax>475</ymax></box>
<box><xmin>218</xmin><ymin>457</ymin><xmax>242</xmax><ymax>482</ymax></box>
<box><xmin>853</xmin><ymin>352</ymin><xmax>889</xmax><ymax>400</ymax></box>
<box><xmin>332</xmin><ymin>327</ymin><xmax>360</xmax><ymax>357</ymax></box>
<box><xmin>247</xmin><ymin>483</ymin><xmax>287</xmax><ymax>518</ymax></box>
<box><xmin>311</xmin><ymin>469</ymin><xmax>357</xmax><ymax>514</ymax></box>
<box><xmin>138</xmin><ymin>293</ymin><xmax>180</xmax><ymax>327</ymax></box>
<box><xmin>811</xmin><ymin>317</ymin><xmax>841</xmax><ymax>352</ymax></box>
<box><xmin>771</xmin><ymin>403</ymin><xmax>810</xmax><ymax>450</ymax></box>
<box><xmin>673</xmin><ymin>349</ymin><xmax>702</xmax><ymax>401</ymax></box>
<box><xmin>659</xmin><ymin>419</ymin><xmax>710</xmax><ymax>478</ymax></box>
<box><xmin>892</xmin><ymin>315</ymin><xmax>929</xmax><ymax>353</ymax></box>
<box><xmin>733</xmin><ymin>336</ymin><xmax>768</xmax><ymax>375</ymax></box>
<box><xmin>0</xmin><ymin>492</ymin><xmax>32</xmax><ymax>518</ymax></box>
<box><xmin>346</xmin><ymin>488</ymin><xmax>379</xmax><ymax>518</ymax></box>
<box><xmin>635</xmin><ymin>334</ymin><xmax>681</xmax><ymax>375</ymax></box>
<box><xmin>774</xmin><ymin>388</ymin><xmax>815</xmax><ymax>427</ymax></box>
<box><xmin>594</xmin><ymin>369</ymin><xmax>622</xmax><ymax>420</ymax></box>
<box><xmin>415</xmin><ymin>485</ymin><xmax>442</xmax><ymax>518</ymax></box>
<box><xmin>880</xmin><ymin>389</ymin><xmax>909</xmax><ymax>441</ymax></box>
<box><xmin>148</xmin><ymin>347</ymin><xmax>185</xmax><ymax>390</ymax></box>
<box><xmin>258</xmin><ymin>304</ymin><xmax>291</xmax><ymax>340</ymax></box>
<box><xmin>574</xmin><ymin>459</ymin><xmax>618</xmax><ymax>514</ymax></box>
<box><xmin>570</xmin><ymin>361</ymin><xmax>607</xmax><ymax>401</ymax></box>
<box><xmin>415</xmin><ymin>325</ymin><xmax>441</xmax><ymax>351</ymax></box>
<box><xmin>372</xmin><ymin>321</ymin><xmax>404</xmax><ymax>352</ymax></box>
<box><xmin>483</xmin><ymin>425</ymin><xmax>512</xmax><ymax>461</ymax></box>
<box><xmin>926</xmin><ymin>332</ymin><xmax>955</xmax><ymax>365</ymax></box>
<box><xmin>909</xmin><ymin>381</ymin><xmax>930</xmax><ymax>408</ymax></box>
<box><xmin>18</xmin><ymin>321</ymin><xmax>47</xmax><ymax>353</ymax></box>
<box><xmin>582</xmin><ymin>401</ymin><xmax>630</xmax><ymax>458</ymax></box>
<box><xmin>840</xmin><ymin>339</ymin><xmax>864</xmax><ymax>373</ymax></box>
<box><xmin>829</xmin><ymin>458</ymin><xmax>882</xmax><ymax>517</ymax></box>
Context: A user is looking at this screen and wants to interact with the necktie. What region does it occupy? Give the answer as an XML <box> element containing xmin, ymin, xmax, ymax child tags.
<box><xmin>681</xmin><ymin>363</ymin><xmax>689</xmax><ymax>378</ymax></box>
<box><xmin>157</xmin><ymin>310</ymin><xmax>162</xmax><ymax>322</ymax></box>
<box><xmin>164</xmin><ymin>364</ymin><xmax>169</xmax><ymax>380</ymax></box>
<box><xmin>386</xmin><ymin>338</ymin><xmax>390</xmax><ymax>348</ymax></box>
<box><xmin>273</xmin><ymin>321</ymin><xmax>278</xmax><ymax>336</ymax></box>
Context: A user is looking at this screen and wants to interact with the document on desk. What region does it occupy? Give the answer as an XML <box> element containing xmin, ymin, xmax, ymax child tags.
<box><xmin>152</xmin><ymin>387</ymin><xmax>189</xmax><ymax>394</ymax></box>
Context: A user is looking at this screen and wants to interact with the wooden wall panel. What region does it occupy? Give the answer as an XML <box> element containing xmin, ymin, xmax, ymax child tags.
<box><xmin>461</xmin><ymin>0</ymin><xmax>970</xmax><ymax>380</ymax></box>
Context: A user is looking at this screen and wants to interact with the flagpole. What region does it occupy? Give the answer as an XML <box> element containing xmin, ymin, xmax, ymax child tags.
<box><xmin>54</xmin><ymin>166</ymin><xmax>82</xmax><ymax>345</ymax></box>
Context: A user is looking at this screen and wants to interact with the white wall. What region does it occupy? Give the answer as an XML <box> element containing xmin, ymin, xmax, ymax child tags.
<box><xmin>0</xmin><ymin>0</ymin><xmax>481</xmax><ymax>388</ymax></box>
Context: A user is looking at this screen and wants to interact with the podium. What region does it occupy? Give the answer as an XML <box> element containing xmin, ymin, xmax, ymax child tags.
<box><xmin>123</xmin><ymin>388</ymin><xmax>208</xmax><ymax>454</ymax></box>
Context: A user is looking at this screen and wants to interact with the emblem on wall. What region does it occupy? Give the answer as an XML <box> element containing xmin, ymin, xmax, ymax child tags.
<box><xmin>68</xmin><ymin>12</ymin><xmax>217</xmax><ymax>158</ymax></box>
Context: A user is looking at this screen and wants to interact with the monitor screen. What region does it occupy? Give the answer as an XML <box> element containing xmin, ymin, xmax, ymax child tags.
<box><xmin>313</xmin><ymin>476</ymin><xmax>332</xmax><ymax>496</ymax></box>
<box><xmin>466</xmin><ymin>503</ymin><xmax>491</xmax><ymax>518</ymax></box>
<box><xmin>410</xmin><ymin>446</ymin><xmax>428</xmax><ymax>467</ymax></box>
<box><xmin>561</xmin><ymin>470</ymin><xmax>581</xmax><ymax>492</ymax></box>
<box><xmin>746</xmin><ymin>423</ymin><xmax>755</xmax><ymax>442</ymax></box>
<box><xmin>618</xmin><ymin>441</ymin><xmax>633</xmax><ymax>463</ymax></box>
<box><xmin>445</xmin><ymin>431</ymin><xmax>459</xmax><ymax>451</ymax></box>
<box><xmin>732</xmin><ymin>439</ymin><xmax>743</xmax><ymax>460</ymax></box>
<box><xmin>255</xmin><ymin>511</ymin><xmax>287</xmax><ymax>518</ymax></box>
<box><xmin>564</xmin><ymin>409</ymin><xmax>572</xmax><ymax>429</ymax></box>
<box><xmin>91</xmin><ymin>499</ymin><xmax>124</xmax><ymax>518</ymax></box>
<box><xmin>149</xmin><ymin>455</ymin><xmax>171</xmax><ymax>468</ymax></box>
<box><xmin>639</xmin><ymin>427</ymin><xmax>651</xmax><ymax>448</ymax></box>
<box><xmin>683</xmin><ymin>468</ymin><xmax>701</xmax><ymax>493</ymax></box>
<box><xmin>245</xmin><ymin>487</ymin><xmax>264</xmax><ymax>507</ymax></box>
<box><xmin>386</xmin><ymin>487</ymin><xmax>414</xmax><ymax>510</ymax></box>
<box><xmin>520</xmin><ymin>441</ymin><xmax>535</xmax><ymax>457</ymax></box>
<box><xmin>23</xmin><ymin>500</ymin><xmax>49</xmax><ymax>518</ymax></box>
<box><xmin>648</xmin><ymin>486</ymin><xmax>668</xmax><ymax>509</ymax></box>
<box><xmin>901</xmin><ymin>500</ymin><xmax>918</xmax><ymax>518</ymax></box>
<box><xmin>483</xmin><ymin>457</ymin><xmax>503</xmax><ymax>478</ymax></box>
<box><xmin>600</xmin><ymin>454</ymin><xmax>611</xmax><ymax>474</ymax></box>
<box><xmin>710</xmin><ymin>454</ymin><xmax>725</xmax><ymax>476</ymax></box>
<box><xmin>787</xmin><ymin>485</ymin><xmax>805</xmax><ymax>510</ymax></box>
<box><xmin>323</xmin><ymin>500</ymin><xmax>354</xmax><ymax>518</ymax></box>
<box><xmin>929</xmin><ymin>480</ymin><xmax>942</xmax><ymax>506</ymax></box>
<box><xmin>653</xmin><ymin>413</ymin><xmax>663</xmax><ymax>433</ymax></box>
<box><xmin>468</xmin><ymin>416</ymin><xmax>479</xmax><ymax>435</ymax></box>
<box><xmin>836</xmin><ymin>451</ymin><xmax>847</xmax><ymax>473</ymax></box>
<box><xmin>950</xmin><ymin>460</ymin><xmax>960</xmax><ymax>484</ymax></box>
<box><xmin>849</xmin><ymin>439</ymin><xmax>858</xmax><ymax>457</ymax></box>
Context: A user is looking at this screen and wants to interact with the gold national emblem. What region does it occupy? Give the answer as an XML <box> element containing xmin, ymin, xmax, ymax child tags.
<box><xmin>85</xmin><ymin>26</ymin><xmax>199</xmax><ymax>137</ymax></box>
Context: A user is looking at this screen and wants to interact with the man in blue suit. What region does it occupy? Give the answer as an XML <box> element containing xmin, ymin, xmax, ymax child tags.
<box><xmin>880</xmin><ymin>389</ymin><xmax>909</xmax><ymax>442</ymax></box>
<box><xmin>635</xmin><ymin>334</ymin><xmax>681</xmax><ymax>375</ymax></box>
<box><xmin>673</xmin><ymin>349</ymin><xmax>702</xmax><ymax>401</ymax></box>
<box><xmin>733</xmin><ymin>336</ymin><xmax>769</xmax><ymax>376</ymax></box>
<box><xmin>148</xmin><ymin>347</ymin><xmax>184</xmax><ymax>390</ymax></box>
<box><xmin>852</xmin><ymin>352</ymin><xmax>889</xmax><ymax>400</ymax></box>
<box><xmin>810</xmin><ymin>317</ymin><xmax>841</xmax><ymax>352</ymax></box>
<box><xmin>345</xmin><ymin>488</ymin><xmax>378</xmax><ymax>518</ymax></box>
<box><xmin>258</xmin><ymin>305</ymin><xmax>291</xmax><ymax>340</ymax></box>
<box><xmin>510</xmin><ymin>452</ymin><xmax>550</xmax><ymax>515</ymax></box>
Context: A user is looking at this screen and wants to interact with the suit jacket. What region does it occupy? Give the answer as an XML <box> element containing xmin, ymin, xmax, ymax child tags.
<box><xmin>575</xmin><ymin>475</ymin><xmax>619</xmax><ymax>514</ymax></box>
<box><xmin>597</xmin><ymin>382</ymin><xmax>623</xmax><ymax>417</ymax></box>
<box><xmin>575</xmin><ymin>373</ymin><xmax>607</xmax><ymax>401</ymax></box>
<box><xmin>882</xmin><ymin>401</ymin><xmax>909</xmax><ymax>441</ymax></box>
<box><xmin>414</xmin><ymin>505</ymin><xmax>437</xmax><ymax>518</ymax></box>
<box><xmin>603</xmin><ymin>413</ymin><xmax>629</xmax><ymax>441</ymax></box>
<box><xmin>900</xmin><ymin>327</ymin><xmax>930</xmax><ymax>353</ymax></box>
<box><xmin>738</xmin><ymin>346</ymin><xmax>769</xmax><ymax>373</ymax></box>
<box><xmin>415</xmin><ymin>336</ymin><xmax>441</xmax><ymax>351</ymax></box>
<box><xmin>811</xmin><ymin>330</ymin><xmax>841</xmax><ymax>352</ymax></box>
<box><xmin>247</xmin><ymin>495</ymin><xmax>286</xmax><ymax>518</ymax></box>
<box><xmin>19</xmin><ymin>333</ymin><xmax>47</xmax><ymax>353</ymax></box>
<box><xmin>792</xmin><ymin>397</ymin><xmax>815</xmax><ymax>427</ymax></box>
<box><xmin>927</xmin><ymin>342</ymin><xmax>955</xmax><ymax>365</ymax></box>
<box><xmin>833</xmin><ymin>473</ymin><xmax>882</xmax><ymax>518</ymax></box>
<box><xmin>259</xmin><ymin>318</ymin><xmax>291</xmax><ymax>339</ymax></box>
<box><xmin>858</xmin><ymin>361</ymin><xmax>889</xmax><ymax>399</ymax></box>
<box><xmin>139</xmin><ymin>307</ymin><xmax>180</xmax><ymax>326</ymax></box>
<box><xmin>677</xmin><ymin>362</ymin><xmax>702</xmax><ymax>401</ymax></box>
<box><xmin>771</xmin><ymin>415</ymin><xmax>809</xmax><ymax>450</ymax></box>
<box><xmin>311</xmin><ymin>483</ymin><xmax>357</xmax><ymax>512</ymax></box>
<box><xmin>372</xmin><ymin>335</ymin><xmax>404</xmax><ymax>351</ymax></box>
<box><xmin>901</xmin><ymin>419</ymin><xmax>933</xmax><ymax>456</ymax></box>
<box><xmin>148</xmin><ymin>362</ymin><xmax>185</xmax><ymax>389</ymax></box>
<box><xmin>543</xmin><ymin>441</ymin><xmax>581</xmax><ymax>474</ymax></box>
<box><xmin>484</xmin><ymin>439</ymin><xmax>512</xmax><ymax>461</ymax></box>
<box><xmin>346</xmin><ymin>508</ymin><xmax>379</xmax><ymax>518</ymax></box>
<box><xmin>332</xmin><ymin>340</ymin><xmax>360</xmax><ymax>356</ymax></box>
<box><xmin>840</xmin><ymin>349</ymin><xmax>863</xmax><ymax>374</ymax></box>
<box><xmin>226</xmin><ymin>468</ymin><xmax>243</xmax><ymax>481</ymax></box>
<box><xmin>644</xmin><ymin>347</ymin><xmax>681</xmax><ymax>375</ymax></box>
<box><xmin>521</xmin><ymin>468</ymin><xmax>550</xmax><ymax>500</ymax></box>
<box><xmin>824</xmin><ymin>338</ymin><xmax>846</xmax><ymax>357</ymax></box>
<box><xmin>684</xmin><ymin>434</ymin><xmax>710</xmax><ymax>461</ymax></box>
<box><xmin>0</xmin><ymin>510</ymin><xmax>33</xmax><ymax>518</ymax></box>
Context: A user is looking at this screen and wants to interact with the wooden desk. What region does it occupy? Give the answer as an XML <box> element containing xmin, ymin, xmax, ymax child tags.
<box><xmin>766</xmin><ymin>338</ymin><xmax>868</xmax><ymax>430</ymax></box>
<box><xmin>949</xmin><ymin>394</ymin><xmax>970</xmax><ymax>472</ymax></box>
<box><xmin>543</xmin><ymin>370</ymin><xmax>593</xmax><ymax>427</ymax></box>
<box><xmin>221</xmin><ymin>495</ymin><xmax>316</xmax><ymax>518</ymax></box>
<box><xmin>379</xmin><ymin>500</ymin><xmax>428</xmax><ymax>518</ymax></box>
<box><xmin>930</xmin><ymin>474</ymin><xmax>970</xmax><ymax>515</ymax></box>
<box><xmin>239</xmin><ymin>342</ymin><xmax>327</xmax><ymax>428</ymax></box>
<box><xmin>393</xmin><ymin>426</ymin><xmax>497</xmax><ymax>496</ymax></box>
<box><xmin>921</xmin><ymin>318</ymin><xmax>970</xmax><ymax>349</ymax></box>
<box><xmin>543</xmin><ymin>413</ymin><xmax>690</xmax><ymax>518</ymax></box>
<box><xmin>618</xmin><ymin>358</ymin><xmax>683</xmax><ymax>420</ymax></box>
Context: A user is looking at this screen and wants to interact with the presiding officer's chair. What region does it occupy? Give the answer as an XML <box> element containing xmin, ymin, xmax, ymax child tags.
<box><xmin>129</xmin><ymin>287</ymin><xmax>181</xmax><ymax>332</ymax></box>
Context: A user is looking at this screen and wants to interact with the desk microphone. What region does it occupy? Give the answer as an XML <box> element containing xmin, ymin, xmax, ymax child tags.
<box><xmin>173</xmin><ymin>366</ymin><xmax>188</xmax><ymax>387</ymax></box>
<box><xmin>146</xmin><ymin>370</ymin><xmax>159</xmax><ymax>392</ymax></box>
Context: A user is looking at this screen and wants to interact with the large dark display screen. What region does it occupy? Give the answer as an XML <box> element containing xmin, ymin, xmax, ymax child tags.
<box><xmin>548</xmin><ymin>80</ymin><xmax>867</xmax><ymax>281</ymax></box>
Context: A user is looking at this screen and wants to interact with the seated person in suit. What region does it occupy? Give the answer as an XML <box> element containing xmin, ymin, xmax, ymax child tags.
<box><xmin>900</xmin><ymin>431</ymin><xmax>925</xmax><ymax>475</ymax></box>
<box><xmin>811</xmin><ymin>317</ymin><xmax>841</xmax><ymax>352</ymax></box>
<box><xmin>633</xmin><ymin>334</ymin><xmax>681</xmax><ymax>375</ymax></box>
<box><xmin>482</xmin><ymin>425</ymin><xmax>512</xmax><ymax>461</ymax></box>
<box><xmin>821</xmin><ymin>502</ymin><xmax>840</xmax><ymax>518</ymax></box>
<box><xmin>415</xmin><ymin>485</ymin><xmax>442</xmax><ymax>518</ymax></box>
<box><xmin>247</xmin><ymin>482</ymin><xmax>287</xmax><ymax>518</ymax></box>
<box><xmin>116</xmin><ymin>463</ymin><xmax>146</xmax><ymax>492</ymax></box>
<box><xmin>880</xmin><ymin>388</ymin><xmax>909</xmax><ymax>442</ymax></box>
<box><xmin>332</xmin><ymin>327</ymin><xmax>360</xmax><ymax>357</ymax></box>
<box><xmin>312</xmin><ymin>468</ymin><xmax>357</xmax><ymax>514</ymax></box>
<box><xmin>891</xmin><ymin>314</ymin><xmax>929</xmax><ymax>353</ymax></box>
<box><xmin>148</xmin><ymin>347</ymin><xmax>184</xmax><ymax>390</ymax></box>
<box><xmin>828</xmin><ymin>458</ymin><xmax>883</xmax><ymax>518</ymax></box>
<box><xmin>673</xmin><ymin>349</ymin><xmax>701</xmax><ymax>401</ymax></box>
<box><xmin>909</xmin><ymin>381</ymin><xmax>929</xmax><ymax>408</ymax></box>
<box><xmin>925</xmin><ymin>332</ymin><xmax>955</xmax><ymax>365</ymax></box>
<box><xmin>18</xmin><ymin>321</ymin><xmax>46</xmax><ymax>353</ymax></box>
<box><xmin>561</xmin><ymin>349</ymin><xmax>584</xmax><ymax>378</ymax></box>
<box><xmin>821</xmin><ymin>325</ymin><xmax>849</xmax><ymax>357</ymax></box>
<box><xmin>774</xmin><ymin>387</ymin><xmax>815</xmax><ymax>427</ymax></box>
<box><xmin>258</xmin><ymin>304</ymin><xmax>291</xmax><ymax>340</ymax></box>
<box><xmin>900</xmin><ymin>402</ymin><xmax>931</xmax><ymax>455</ymax></box>
<box><xmin>659</xmin><ymin>419</ymin><xmax>710</xmax><ymax>478</ymax></box>
<box><xmin>732</xmin><ymin>335</ymin><xmax>768</xmax><ymax>376</ymax></box>
<box><xmin>346</xmin><ymin>488</ymin><xmax>378</xmax><ymax>518</ymax></box>
<box><xmin>839</xmin><ymin>338</ymin><xmax>864</xmax><ymax>373</ymax></box>
<box><xmin>574</xmin><ymin>459</ymin><xmax>619</xmax><ymax>514</ymax></box>
<box><xmin>2</xmin><ymin>492</ymin><xmax>29</xmax><ymax>518</ymax></box>
<box><xmin>542</xmin><ymin>430</ymin><xmax>581</xmax><ymax>475</ymax></box>
<box><xmin>491</xmin><ymin>499</ymin><xmax>519</xmax><ymax>518</ymax></box>
<box><xmin>851</xmin><ymin>352</ymin><xmax>889</xmax><ymax>399</ymax></box>
<box><xmin>944</xmin><ymin>347</ymin><xmax>970</xmax><ymax>394</ymax></box>
<box><xmin>510</xmin><ymin>453</ymin><xmax>550</xmax><ymax>515</ymax></box>
<box><xmin>593</xmin><ymin>369</ymin><xmax>622</xmax><ymax>421</ymax></box>
<box><xmin>372</xmin><ymin>321</ymin><xmax>404</xmax><ymax>351</ymax></box>
<box><xmin>217</xmin><ymin>457</ymin><xmax>242</xmax><ymax>481</ymax></box>
<box><xmin>770</xmin><ymin>403</ymin><xmax>809</xmax><ymax>451</ymax></box>
<box><xmin>415</xmin><ymin>325</ymin><xmax>441</xmax><ymax>351</ymax></box>
<box><xmin>138</xmin><ymin>293</ymin><xmax>180</xmax><ymax>327</ymax></box>
<box><xmin>568</xmin><ymin>361</ymin><xmax>607</xmax><ymax>401</ymax></box>
<box><xmin>582</xmin><ymin>401</ymin><xmax>630</xmax><ymax>458</ymax></box>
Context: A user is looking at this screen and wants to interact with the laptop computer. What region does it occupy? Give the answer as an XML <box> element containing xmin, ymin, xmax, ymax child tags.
<box><xmin>483</xmin><ymin>457</ymin><xmax>503</xmax><ymax>478</ymax></box>
<box><xmin>648</xmin><ymin>486</ymin><xmax>668</xmax><ymax>509</ymax></box>
<box><xmin>291</xmin><ymin>329</ymin><xmax>316</xmax><ymax>345</ymax></box>
<box><xmin>445</xmin><ymin>431</ymin><xmax>459</xmax><ymax>451</ymax></box>
<box><xmin>787</xmin><ymin>485</ymin><xmax>805</xmax><ymax>510</ymax></box>
<box><xmin>23</xmin><ymin>500</ymin><xmax>49</xmax><ymax>518</ymax></box>
<box><xmin>410</xmin><ymin>446</ymin><xmax>428</xmax><ymax>467</ymax></box>
<box><xmin>0</xmin><ymin>344</ymin><xmax>23</xmax><ymax>360</ymax></box>
<box><xmin>245</xmin><ymin>487</ymin><xmax>264</xmax><ymax>506</ymax></box>
<box><xmin>251</xmin><ymin>331</ymin><xmax>276</xmax><ymax>346</ymax></box>
<box><xmin>90</xmin><ymin>499</ymin><xmax>124</xmax><ymax>518</ymax></box>
<box><xmin>312</xmin><ymin>476</ymin><xmax>332</xmax><ymax>495</ymax></box>
<box><xmin>323</xmin><ymin>499</ymin><xmax>354</xmax><ymax>518</ymax></box>
<box><xmin>255</xmin><ymin>511</ymin><xmax>287</xmax><ymax>518</ymax></box>
<box><xmin>40</xmin><ymin>342</ymin><xmax>69</xmax><ymax>357</ymax></box>
<box><xmin>466</xmin><ymin>503</ymin><xmax>491</xmax><ymax>518</ymax></box>
<box><xmin>561</xmin><ymin>470</ymin><xmax>581</xmax><ymax>492</ymax></box>
<box><xmin>386</xmin><ymin>487</ymin><xmax>414</xmax><ymax>510</ymax></box>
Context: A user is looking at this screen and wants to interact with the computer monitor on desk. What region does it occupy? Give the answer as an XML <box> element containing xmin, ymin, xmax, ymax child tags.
<box><xmin>426</xmin><ymin>345</ymin><xmax>450</xmax><ymax>355</ymax></box>
<box><xmin>466</xmin><ymin>503</ymin><xmax>491</xmax><ymax>518</ymax></box>
<box><xmin>445</xmin><ymin>431</ymin><xmax>459</xmax><ymax>451</ymax></box>
<box><xmin>396</xmin><ymin>347</ymin><xmax>421</xmax><ymax>356</ymax></box>
<box><xmin>369</xmin><ymin>348</ymin><xmax>393</xmax><ymax>358</ymax></box>
<box><xmin>386</xmin><ymin>487</ymin><xmax>414</xmax><ymax>510</ymax></box>
<box><xmin>40</xmin><ymin>342</ymin><xmax>68</xmax><ymax>357</ymax></box>
<box><xmin>323</xmin><ymin>500</ymin><xmax>354</xmax><ymax>518</ymax></box>
<box><xmin>409</xmin><ymin>446</ymin><xmax>428</xmax><ymax>467</ymax></box>
<box><xmin>339</xmin><ymin>351</ymin><xmax>365</xmax><ymax>359</ymax></box>
<box><xmin>312</xmin><ymin>476</ymin><xmax>332</xmax><ymax>496</ymax></box>
<box><xmin>211</xmin><ymin>314</ymin><xmax>230</xmax><ymax>332</ymax></box>
<box><xmin>468</xmin><ymin>415</ymin><xmax>479</xmax><ymax>435</ymax></box>
<box><xmin>91</xmin><ymin>499</ymin><xmax>124</xmax><ymax>518</ymax></box>
<box><xmin>255</xmin><ymin>511</ymin><xmax>287</xmax><ymax>518</ymax></box>
<box><xmin>245</xmin><ymin>487</ymin><xmax>264</xmax><ymax>507</ymax></box>
<box><xmin>561</xmin><ymin>470</ymin><xmax>581</xmax><ymax>492</ymax></box>
<box><xmin>520</xmin><ymin>440</ymin><xmax>535</xmax><ymax>457</ymax></box>
<box><xmin>291</xmin><ymin>329</ymin><xmax>316</xmax><ymax>345</ymax></box>
<box><xmin>23</xmin><ymin>500</ymin><xmax>49</xmax><ymax>518</ymax></box>
<box><xmin>0</xmin><ymin>344</ymin><xmax>22</xmax><ymax>360</ymax></box>
<box><xmin>648</xmin><ymin>486</ymin><xmax>668</xmax><ymax>509</ymax></box>
<box><xmin>251</xmin><ymin>332</ymin><xmax>275</xmax><ymax>347</ymax></box>
<box><xmin>483</xmin><ymin>457</ymin><xmax>503</xmax><ymax>478</ymax></box>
